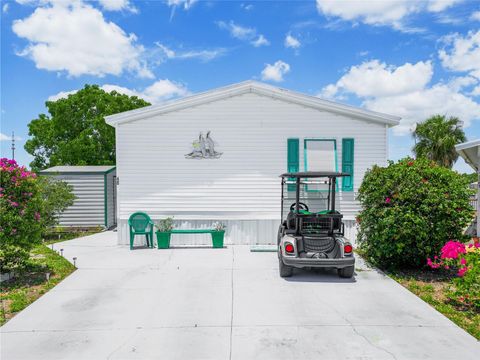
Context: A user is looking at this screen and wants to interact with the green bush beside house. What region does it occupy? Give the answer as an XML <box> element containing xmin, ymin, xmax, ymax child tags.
<box><xmin>357</xmin><ymin>157</ymin><xmax>474</xmax><ymax>270</ymax></box>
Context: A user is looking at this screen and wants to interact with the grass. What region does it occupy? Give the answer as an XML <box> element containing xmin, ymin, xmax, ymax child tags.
<box><xmin>42</xmin><ymin>226</ymin><xmax>103</xmax><ymax>245</ymax></box>
<box><xmin>0</xmin><ymin>244</ymin><xmax>76</xmax><ymax>325</ymax></box>
<box><xmin>389</xmin><ymin>269</ymin><xmax>480</xmax><ymax>340</ymax></box>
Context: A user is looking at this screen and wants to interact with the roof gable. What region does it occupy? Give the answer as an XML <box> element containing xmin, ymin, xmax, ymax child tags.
<box><xmin>105</xmin><ymin>80</ymin><xmax>400</xmax><ymax>127</ymax></box>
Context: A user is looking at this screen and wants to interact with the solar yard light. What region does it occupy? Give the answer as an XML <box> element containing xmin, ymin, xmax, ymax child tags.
<box><xmin>60</xmin><ymin>249</ymin><xmax>64</xmax><ymax>256</ymax></box>
<box><xmin>73</xmin><ymin>257</ymin><xmax>77</xmax><ymax>267</ymax></box>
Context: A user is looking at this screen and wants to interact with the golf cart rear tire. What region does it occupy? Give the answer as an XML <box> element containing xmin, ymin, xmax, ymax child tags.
<box><xmin>279</xmin><ymin>258</ymin><xmax>293</xmax><ymax>278</ymax></box>
<box><xmin>338</xmin><ymin>265</ymin><xmax>354</xmax><ymax>278</ymax></box>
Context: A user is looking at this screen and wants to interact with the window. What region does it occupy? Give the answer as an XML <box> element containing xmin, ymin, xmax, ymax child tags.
<box><xmin>304</xmin><ymin>139</ymin><xmax>337</xmax><ymax>192</ymax></box>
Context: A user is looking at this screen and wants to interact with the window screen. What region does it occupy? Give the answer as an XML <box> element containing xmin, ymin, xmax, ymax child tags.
<box><xmin>304</xmin><ymin>139</ymin><xmax>337</xmax><ymax>191</ymax></box>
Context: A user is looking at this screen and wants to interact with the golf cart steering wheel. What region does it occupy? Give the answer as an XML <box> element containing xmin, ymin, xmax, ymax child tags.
<box><xmin>290</xmin><ymin>202</ymin><xmax>309</xmax><ymax>212</ymax></box>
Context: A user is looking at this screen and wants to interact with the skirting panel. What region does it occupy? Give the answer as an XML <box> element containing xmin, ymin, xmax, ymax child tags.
<box><xmin>117</xmin><ymin>219</ymin><xmax>358</xmax><ymax>246</ymax></box>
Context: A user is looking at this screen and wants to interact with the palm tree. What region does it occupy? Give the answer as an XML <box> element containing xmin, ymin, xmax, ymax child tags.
<box><xmin>412</xmin><ymin>115</ymin><xmax>466</xmax><ymax>168</ymax></box>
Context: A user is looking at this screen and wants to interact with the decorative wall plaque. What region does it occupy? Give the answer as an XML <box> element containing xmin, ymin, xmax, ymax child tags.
<box><xmin>185</xmin><ymin>131</ymin><xmax>222</xmax><ymax>159</ymax></box>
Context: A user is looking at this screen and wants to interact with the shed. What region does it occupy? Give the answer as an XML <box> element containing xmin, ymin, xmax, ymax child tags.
<box><xmin>105</xmin><ymin>81</ymin><xmax>400</xmax><ymax>245</ymax></box>
<box><xmin>456</xmin><ymin>139</ymin><xmax>480</xmax><ymax>236</ymax></box>
<box><xmin>39</xmin><ymin>166</ymin><xmax>117</xmax><ymax>229</ymax></box>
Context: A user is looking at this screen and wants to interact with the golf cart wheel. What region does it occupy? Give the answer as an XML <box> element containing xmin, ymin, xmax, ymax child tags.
<box><xmin>338</xmin><ymin>265</ymin><xmax>354</xmax><ymax>278</ymax></box>
<box><xmin>279</xmin><ymin>258</ymin><xmax>293</xmax><ymax>278</ymax></box>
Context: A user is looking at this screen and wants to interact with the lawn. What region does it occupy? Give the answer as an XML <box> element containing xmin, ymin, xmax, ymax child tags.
<box><xmin>390</xmin><ymin>270</ymin><xmax>480</xmax><ymax>340</ymax></box>
<box><xmin>0</xmin><ymin>244</ymin><xmax>75</xmax><ymax>325</ymax></box>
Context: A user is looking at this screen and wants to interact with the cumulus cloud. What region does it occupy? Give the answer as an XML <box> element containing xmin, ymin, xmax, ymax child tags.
<box><xmin>261</xmin><ymin>60</ymin><xmax>290</xmax><ymax>82</ymax></box>
<box><xmin>284</xmin><ymin>33</ymin><xmax>301</xmax><ymax>49</ymax></box>
<box><xmin>319</xmin><ymin>59</ymin><xmax>480</xmax><ymax>135</ymax></box>
<box><xmin>315</xmin><ymin>0</ymin><xmax>462</xmax><ymax>30</ymax></box>
<box><xmin>98</xmin><ymin>0</ymin><xmax>137</xmax><ymax>13</ymax></box>
<box><xmin>48</xmin><ymin>79</ymin><xmax>190</xmax><ymax>104</ymax></box>
<box><xmin>3</xmin><ymin>3</ymin><xmax>9</xmax><ymax>13</ymax></box>
<box><xmin>155</xmin><ymin>42</ymin><xmax>227</xmax><ymax>62</ymax></box>
<box><xmin>12</xmin><ymin>1</ymin><xmax>151</xmax><ymax>78</ymax></box>
<box><xmin>471</xmin><ymin>11</ymin><xmax>480</xmax><ymax>21</ymax></box>
<box><xmin>217</xmin><ymin>20</ymin><xmax>270</xmax><ymax>47</ymax></box>
<box><xmin>439</xmin><ymin>30</ymin><xmax>480</xmax><ymax>79</ymax></box>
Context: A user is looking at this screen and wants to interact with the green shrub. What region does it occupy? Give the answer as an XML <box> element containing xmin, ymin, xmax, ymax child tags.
<box><xmin>0</xmin><ymin>158</ymin><xmax>44</xmax><ymax>273</ymax></box>
<box><xmin>357</xmin><ymin>157</ymin><xmax>474</xmax><ymax>270</ymax></box>
<box><xmin>37</xmin><ymin>176</ymin><xmax>75</xmax><ymax>231</ymax></box>
<box><xmin>156</xmin><ymin>217</ymin><xmax>174</xmax><ymax>232</ymax></box>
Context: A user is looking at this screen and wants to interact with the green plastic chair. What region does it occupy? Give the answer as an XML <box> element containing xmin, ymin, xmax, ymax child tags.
<box><xmin>128</xmin><ymin>212</ymin><xmax>154</xmax><ymax>250</ymax></box>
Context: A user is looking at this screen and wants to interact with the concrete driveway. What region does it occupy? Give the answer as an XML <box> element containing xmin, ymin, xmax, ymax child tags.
<box><xmin>1</xmin><ymin>231</ymin><xmax>479</xmax><ymax>359</ymax></box>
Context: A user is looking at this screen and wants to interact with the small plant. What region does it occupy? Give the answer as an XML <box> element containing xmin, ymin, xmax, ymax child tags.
<box><xmin>157</xmin><ymin>217</ymin><xmax>174</xmax><ymax>232</ymax></box>
<box><xmin>212</xmin><ymin>221</ymin><xmax>226</xmax><ymax>232</ymax></box>
<box><xmin>428</xmin><ymin>241</ymin><xmax>480</xmax><ymax>310</ymax></box>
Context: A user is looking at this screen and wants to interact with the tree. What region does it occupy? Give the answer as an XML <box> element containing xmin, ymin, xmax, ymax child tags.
<box><xmin>412</xmin><ymin>115</ymin><xmax>466</xmax><ymax>168</ymax></box>
<box><xmin>25</xmin><ymin>85</ymin><xmax>150</xmax><ymax>171</ymax></box>
<box><xmin>37</xmin><ymin>176</ymin><xmax>75</xmax><ymax>230</ymax></box>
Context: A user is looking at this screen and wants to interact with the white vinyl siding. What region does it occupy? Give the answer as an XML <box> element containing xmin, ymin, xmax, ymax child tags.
<box><xmin>115</xmin><ymin>92</ymin><xmax>387</xmax><ymax>244</ymax></box>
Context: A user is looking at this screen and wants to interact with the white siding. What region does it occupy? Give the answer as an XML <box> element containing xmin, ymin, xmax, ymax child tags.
<box><xmin>50</xmin><ymin>174</ymin><xmax>105</xmax><ymax>227</ymax></box>
<box><xmin>116</xmin><ymin>92</ymin><xmax>387</xmax><ymax>244</ymax></box>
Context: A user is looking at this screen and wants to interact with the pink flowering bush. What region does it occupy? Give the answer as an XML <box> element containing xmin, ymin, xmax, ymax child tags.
<box><xmin>428</xmin><ymin>241</ymin><xmax>480</xmax><ymax>309</ymax></box>
<box><xmin>0</xmin><ymin>158</ymin><xmax>43</xmax><ymax>272</ymax></box>
<box><xmin>357</xmin><ymin>157</ymin><xmax>474</xmax><ymax>269</ymax></box>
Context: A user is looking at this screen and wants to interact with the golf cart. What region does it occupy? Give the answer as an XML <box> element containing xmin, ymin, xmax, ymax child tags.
<box><xmin>278</xmin><ymin>172</ymin><xmax>355</xmax><ymax>278</ymax></box>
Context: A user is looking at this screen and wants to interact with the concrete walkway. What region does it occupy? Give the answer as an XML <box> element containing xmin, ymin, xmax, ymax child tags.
<box><xmin>1</xmin><ymin>231</ymin><xmax>479</xmax><ymax>359</ymax></box>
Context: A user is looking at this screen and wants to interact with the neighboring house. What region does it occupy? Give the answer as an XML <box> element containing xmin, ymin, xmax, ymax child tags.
<box><xmin>456</xmin><ymin>139</ymin><xmax>480</xmax><ymax>237</ymax></box>
<box><xmin>105</xmin><ymin>81</ymin><xmax>400</xmax><ymax>245</ymax></box>
<box><xmin>39</xmin><ymin>166</ymin><xmax>117</xmax><ymax>229</ymax></box>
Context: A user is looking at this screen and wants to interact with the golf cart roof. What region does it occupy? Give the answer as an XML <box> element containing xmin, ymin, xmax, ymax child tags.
<box><xmin>280</xmin><ymin>171</ymin><xmax>350</xmax><ymax>178</ymax></box>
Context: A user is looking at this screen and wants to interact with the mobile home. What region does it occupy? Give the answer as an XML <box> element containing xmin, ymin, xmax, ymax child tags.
<box><xmin>105</xmin><ymin>81</ymin><xmax>399</xmax><ymax>245</ymax></box>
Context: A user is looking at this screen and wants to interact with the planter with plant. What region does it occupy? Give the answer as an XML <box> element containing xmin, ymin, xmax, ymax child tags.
<box><xmin>155</xmin><ymin>217</ymin><xmax>174</xmax><ymax>249</ymax></box>
<box><xmin>211</xmin><ymin>222</ymin><xmax>226</xmax><ymax>248</ymax></box>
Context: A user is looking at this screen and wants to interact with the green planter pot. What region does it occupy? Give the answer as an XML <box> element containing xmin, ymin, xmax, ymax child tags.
<box><xmin>211</xmin><ymin>231</ymin><xmax>225</xmax><ymax>248</ymax></box>
<box><xmin>156</xmin><ymin>231</ymin><xmax>171</xmax><ymax>249</ymax></box>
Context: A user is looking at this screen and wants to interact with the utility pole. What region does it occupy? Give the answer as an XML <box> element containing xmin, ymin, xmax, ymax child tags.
<box><xmin>11</xmin><ymin>131</ymin><xmax>15</xmax><ymax>160</ymax></box>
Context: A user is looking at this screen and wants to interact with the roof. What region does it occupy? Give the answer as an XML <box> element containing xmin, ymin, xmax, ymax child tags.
<box><xmin>105</xmin><ymin>80</ymin><xmax>400</xmax><ymax>127</ymax></box>
<box><xmin>39</xmin><ymin>165</ymin><xmax>116</xmax><ymax>174</ymax></box>
<box><xmin>280</xmin><ymin>171</ymin><xmax>351</xmax><ymax>178</ymax></box>
<box><xmin>455</xmin><ymin>139</ymin><xmax>480</xmax><ymax>172</ymax></box>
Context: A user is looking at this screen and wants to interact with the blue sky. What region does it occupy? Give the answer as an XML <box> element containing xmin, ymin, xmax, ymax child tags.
<box><xmin>1</xmin><ymin>0</ymin><xmax>479</xmax><ymax>173</ymax></box>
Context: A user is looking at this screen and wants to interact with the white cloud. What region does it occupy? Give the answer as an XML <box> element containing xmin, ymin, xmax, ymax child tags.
<box><xmin>48</xmin><ymin>79</ymin><xmax>190</xmax><ymax>105</ymax></box>
<box><xmin>319</xmin><ymin>59</ymin><xmax>480</xmax><ymax>135</ymax></box>
<box><xmin>3</xmin><ymin>3</ymin><xmax>9</xmax><ymax>13</ymax></box>
<box><xmin>217</xmin><ymin>20</ymin><xmax>269</xmax><ymax>47</ymax></box>
<box><xmin>167</xmin><ymin>0</ymin><xmax>197</xmax><ymax>10</ymax></box>
<box><xmin>471</xmin><ymin>11</ymin><xmax>480</xmax><ymax>21</ymax></box>
<box><xmin>12</xmin><ymin>1</ymin><xmax>151</xmax><ymax>78</ymax></box>
<box><xmin>320</xmin><ymin>60</ymin><xmax>433</xmax><ymax>98</ymax></box>
<box><xmin>427</xmin><ymin>0</ymin><xmax>463</xmax><ymax>12</ymax></box>
<box><xmin>251</xmin><ymin>34</ymin><xmax>270</xmax><ymax>47</ymax></box>
<box><xmin>315</xmin><ymin>0</ymin><xmax>462</xmax><ymax>30</ymax></box>
<box><xmin>240</xmin><ymin>3</ymin><xmax>253</xmax><ymax>11</ymax></box>
<box><xmin>155</xmin><ymin>42</ymin><xmax>226</xmax><ymax>62</ymax></box>
<box><xmin>284</xmin><ymin>33</ymin><xmax>301</xmax><ymax>49</ymax></box>
<box><xmin>439</xmin><ymin>30</ymin><xmax>480</xmax><ymax>79</ymax></box>
<box><xmin>98</xmin><ymin>0</ymin><xmax>137</xmax><ymax>13</ymax></box>
<box><xmin>261</xmin><ymin>60</ymin><xmax>290</xmax><ymax>82</ymax></box>
<box><xmin>0</xmin><ymin>133</ymin><xmax>22</xmax><ymax>141</ymax></box>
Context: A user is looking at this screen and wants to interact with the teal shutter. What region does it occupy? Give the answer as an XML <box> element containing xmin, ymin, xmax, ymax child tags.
<box><xmin>342</xmin><ymin>138</ymin><xmax>354</xmax><ymax>191</ymax></box>
<box><xmin>287</xmin><ymin>138</ymin><xmax>299</xmax><ymax>191</ymax></box>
